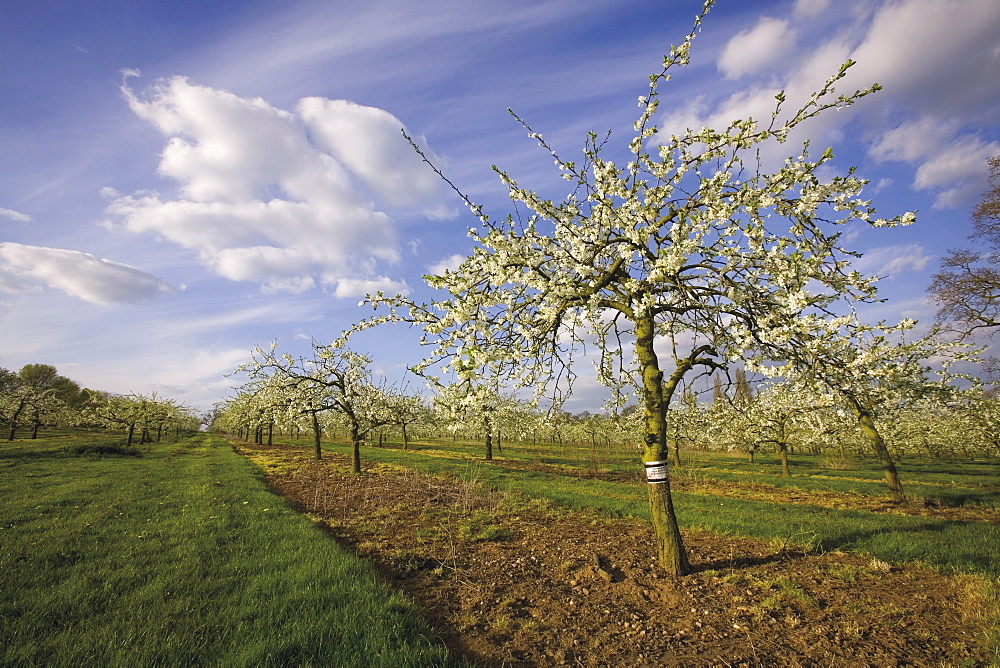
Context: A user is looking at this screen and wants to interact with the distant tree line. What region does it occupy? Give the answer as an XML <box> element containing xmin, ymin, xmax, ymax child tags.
<box><xmin>0</xmin><ymin>363</ymin><xmax>199</xmax><ymax>443</ymax></box>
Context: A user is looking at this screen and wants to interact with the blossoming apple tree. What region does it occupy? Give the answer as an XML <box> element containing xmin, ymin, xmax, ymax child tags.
<box><xmin>239</xmin><ymin>342</ymin><xmax>401</xmax><ymax>472</ymax></box>
<box><xmin>751</xmin><ymin>320</ymin><xmax>981</xmax><ymax>501</ymax></box>
<box><xmin>355</xmin><ymin>3</ymin><xmax>917</xmax><ymax>574</ymax></box>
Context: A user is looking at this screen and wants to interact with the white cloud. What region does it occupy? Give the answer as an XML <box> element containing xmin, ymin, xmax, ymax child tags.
<box><xmin>332</xmin><ymin>276</ymin><xmax>409</xmax><ymax>299</ymax></box>
<box><xmin>869</xmin><ymin>117</ymin><xmax>951</xmax><ymax>164</ymax></box>
<box><xmin>661</xmin><ymin>0</ymin><xmax>1000</xmax><ymax>209</ymax></box>
<box><xmin>845</xmin><ymin>0</ymin><xmax>1000</xmax><ymax>116</ymax></box>
<box><xmin>108</xmin><ymin>76</ymin><xmax>445</xmax><ymax>294</ymax></box>
<box><xmin>717</xmin><ymin>17</ymin><xmax>796</xmax><ymax>79</ymax></box>
<box><xmin>869</xmin><ymin>117</ymin><xmax>1000</xmax><ymax>207</ymax></box>
<box><xmin>0</xmin><ymin>242</ymin><xmax>172</xmax><ymax>304</ymax></box>
<box><xmin>0</xmin><ymin>207</ymin><xmax>31</xmax><ymax>222</ymax></box>
<box><xmin>427</xmin><ymin>253</ymin><xmax>465</xmax><ymax>276</ymax></box>
<box><xmin>871</xmin><ymin>177</ymin><xmax>893</xmax><ymax>193</ymax></box>
<box><xmin>854</xmin><ymin>244</ymin><xmax>931</xmax><ymax>279</ymax></box>
<box><xmin>297</xmin><ymin>97</ymin><xmax>445</xmax><ymax>211</ymax></box>
<box><xmin>912</xmin><ymin>137</ymin><xmax>999</xmax><ymax>199</ymax></box>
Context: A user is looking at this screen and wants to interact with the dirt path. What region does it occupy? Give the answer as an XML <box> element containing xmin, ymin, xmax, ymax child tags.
<box><xmin>237</xmin><ymin>442</ymin><xmax>992</xmax><ymax>666</ymax></box>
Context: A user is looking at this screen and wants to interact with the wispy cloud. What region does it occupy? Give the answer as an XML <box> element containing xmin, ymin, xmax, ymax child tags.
<box><xmin>0</xmin><ymin>242</ymin><xmax>172</xmax><ymax>304</ymax></box>
<box><xmin>0</xmin><ymin>207</ymin><xmax>31</xmax><ymax>222</ymax></box>
<box><xmin>854</xmin><ymin>244</ymin><xmax>932</xmax><ymax>279</ymax></box>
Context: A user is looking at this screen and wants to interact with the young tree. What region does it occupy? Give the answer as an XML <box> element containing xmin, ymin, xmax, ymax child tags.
<box><xmin>86</xmin><ymin>392</ymin><xmax>186</xmax><ymax>446</ymax></box>
<box><xmin>732</xmin><ymin>381</ymin><xmax>832</xmax><ymax>477</ymax></box>
<box><xmin>385</xmin><ymin>392</ymin><xmax>434</xmax><ymax>449</ymax></box>
<box><xmin>240</xmin><ymin>342</ymin><xmax>401</xmax><ymax>472</ymax></box>
<box><xmin>354</xmin><ymin>3</ymin><xmax>914</xmax><ymax>574</ymax></box>
<box><xmin>433</xmin><ymin>382</ymin><xmax>534</xmax><ymax>460</ymax></box>
<box><xmin>928</xmin><ymin>156</ymin><xmax>1000</xmax><ymax>339</ymax></box>
<box><xmin>753</xmin><ymin>320</ymin><xmax>980</xmax><ymax>501</ymax></box>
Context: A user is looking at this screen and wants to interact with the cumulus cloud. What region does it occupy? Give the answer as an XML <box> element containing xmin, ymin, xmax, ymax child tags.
<box><xmin>0</xmin><ymin>207</ymin><xmax>31</xmax><ymax>222</ymax></box>
<box><xmin>717</xmin><ymin>17</ymin><xmax>796</xmax><ymax>79</ymax></box>
<box><xmin>298</xmin><ymin>98</ymin><xmax>446</xmax><ymax>213</ymax></box>
<box><xmin>107</xmin><ymin>76</ymin><xmax>447</xmax><ymax>296</ymax></box>
<box><xmin>659</xmin><ymin>0</ymin><xmax>1000</xmax><ymax>209</ymax></box>
<box><xmin>0</xmin><ymin>242</ymin><xmax>172</xmax><ymax>304</ymax></box>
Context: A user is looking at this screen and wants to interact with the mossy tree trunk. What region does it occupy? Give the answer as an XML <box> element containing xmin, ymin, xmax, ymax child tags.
<box><xmin>311</xmin><ymin>411</ymin><xmax>322</xmax><ymax>461</ymax></box>
<box><xmin>635</xmin><ymin>315</ymin><xmax>690</xmax><ymax>576</ymax></box>
<box><xmin>484</xmin><ymin>415</ymin><xmax>494</xmax><ymax>461</ymax></box>
<box><xmin>846</xmin><ymin>394</ymin><xmax>903</xmax><ymax>502</ymax></box>
<box><xmin>350</xmin><ymin>424</ymin><xmax>362</xmax><ymax>474</ymax></box>
<box><xmin>670</xmin><ymin>436</ymin><xmax>682</xmax><ymax>468</ymax></box>
<box><xmin>778</xmin><ymin>441</ymin><xmax>791</xmax><ymax>477</ymax></box>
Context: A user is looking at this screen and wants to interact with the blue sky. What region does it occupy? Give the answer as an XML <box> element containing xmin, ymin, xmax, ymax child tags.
<box><xmin>2</xmin><ymin>0</ymin><xmax>999</xmax><ymax>414</ymax></box>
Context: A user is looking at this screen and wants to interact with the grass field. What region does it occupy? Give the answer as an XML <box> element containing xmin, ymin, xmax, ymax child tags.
<box><xmin>373</xmin><ymin>436</ymin><xmax>1000</xmax><ymax>507</ymax></box>
<box><xmin>0</xmin><ymin>431</ymin><xmax>457</xmax><ymax>666</ymax></box>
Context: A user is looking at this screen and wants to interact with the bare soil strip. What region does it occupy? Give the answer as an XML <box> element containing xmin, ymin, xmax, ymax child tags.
<box><xmin>238</xmin><ymin>442</ymin><xmax>992</xmax><ymax>666</ymax></box>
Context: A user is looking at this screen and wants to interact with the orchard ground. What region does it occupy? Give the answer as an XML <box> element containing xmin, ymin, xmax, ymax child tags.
<box><xmin>238</xmin><ymin>437</ymin><xmax>999</xmax><ymax>666</ymax></box>
<box><xmin>3</xmin><ymin>429</ymin><xmax>996</xmax><ymax>665</ymax></box>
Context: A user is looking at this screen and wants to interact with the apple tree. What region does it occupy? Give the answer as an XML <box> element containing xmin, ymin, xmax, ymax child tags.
<box><xmin>355</xmin><ymin>3</ymin><xmax>915</xmax><ymax>574</ymax></box>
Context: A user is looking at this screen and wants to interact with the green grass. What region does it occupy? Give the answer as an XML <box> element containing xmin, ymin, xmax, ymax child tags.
<box><xmin>296</xmin><ymin>437</ymin><xmax>1000</xmax><ymax>578</ymax></box>
<box><xmin>0</xmin><ymin>432</ymin><xmax>456</xmax><ymax>667</ymax></box>
<box><xmin>353</xmin><ymin>436</ymin><xmax>1000</xmax><ymax>506</ymax></box>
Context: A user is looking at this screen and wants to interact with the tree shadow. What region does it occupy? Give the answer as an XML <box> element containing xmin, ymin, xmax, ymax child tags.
<box><xmin>692</xmin><ymin>548</ymin><xmax>811</xmax><ymax>574</ymax></box>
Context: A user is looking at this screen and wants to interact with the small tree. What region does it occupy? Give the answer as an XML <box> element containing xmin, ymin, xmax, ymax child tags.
<box><xmin>929</xmin><ymin>156</ymin><xmax>1000</xmax><ymax>340</ymax></box>
<box><xmin>355</xmin><ymin>3</ymin><xmax>915</xmax><ymax>574</ymax></box>
<box><xmin>240</xmin><ymin>342</ymin><xmax>400</xmax><ymax>472</ymax></box>
<box><xmin>86</xmin><ymin>393</ymin><xmax>185</xmax><ymax>446</ymax></box>
<box><xmin>731</xmin><ymin>381</ymin><xmax>832</xmax><ymax>477</ymax></box>
<box><xmin>754</xmin><ymin>320</ymin><xmax>980</xmax><ymax>501</ymax></box>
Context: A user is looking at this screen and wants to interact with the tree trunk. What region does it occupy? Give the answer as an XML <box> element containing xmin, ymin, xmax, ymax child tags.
<box><xmin>485</xmin><ymin>431</ymin><xmax>494</xmax><ymax>461</ymax></box>
<box><xmin>635</xmin><ymin>315</ymin><xmax>690</xmax><ymax>576</ymax></box>
<box><xmin>402</xmin><ymin>422</ymin><xmax>409</xmax><ymax>449</ymax></box>
<box><xmin>778</xmin><ymin>442</ymin><xmax>791</xmax><ymax>477</ymax></box>
<box><xmin>311</xmin><ymin>412</ymin><xmax>322</xmax><ymax>460</ymax></box>
<box><xmin>351</xmin><ymin>425</ymin><xmax>362</xmax><ymax>474</ymax></box>
<box><xmin>669</xmin><ymin>436</ymin><xmax>682</xmax><ymax>468</ymax></box>
<box><xmin>126</xmin><ymin>424</ymin><xmax>135</xmax><ymax>447</ymax></box>
<box><xmin>8</xmin><ymin>398</ymin><xmax>25</xmax><ymax>441</ymax></box>
<box><xmin>846</xmin><ymin>395</ymin><xmax>904</xmax><ymax>502</ymax></box>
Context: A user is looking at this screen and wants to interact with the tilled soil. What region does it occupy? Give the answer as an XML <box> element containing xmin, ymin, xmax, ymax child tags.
<box><xmin>235</xmin><ymin>442</ymin><xmax>992</xmax><ymax>666</ymax></box>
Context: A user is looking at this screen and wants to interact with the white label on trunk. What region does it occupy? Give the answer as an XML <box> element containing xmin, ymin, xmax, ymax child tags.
<box><xmin>645</xmin><ymin>460</ymin><xmax>669</xmax><ymax>483</ymax></box>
